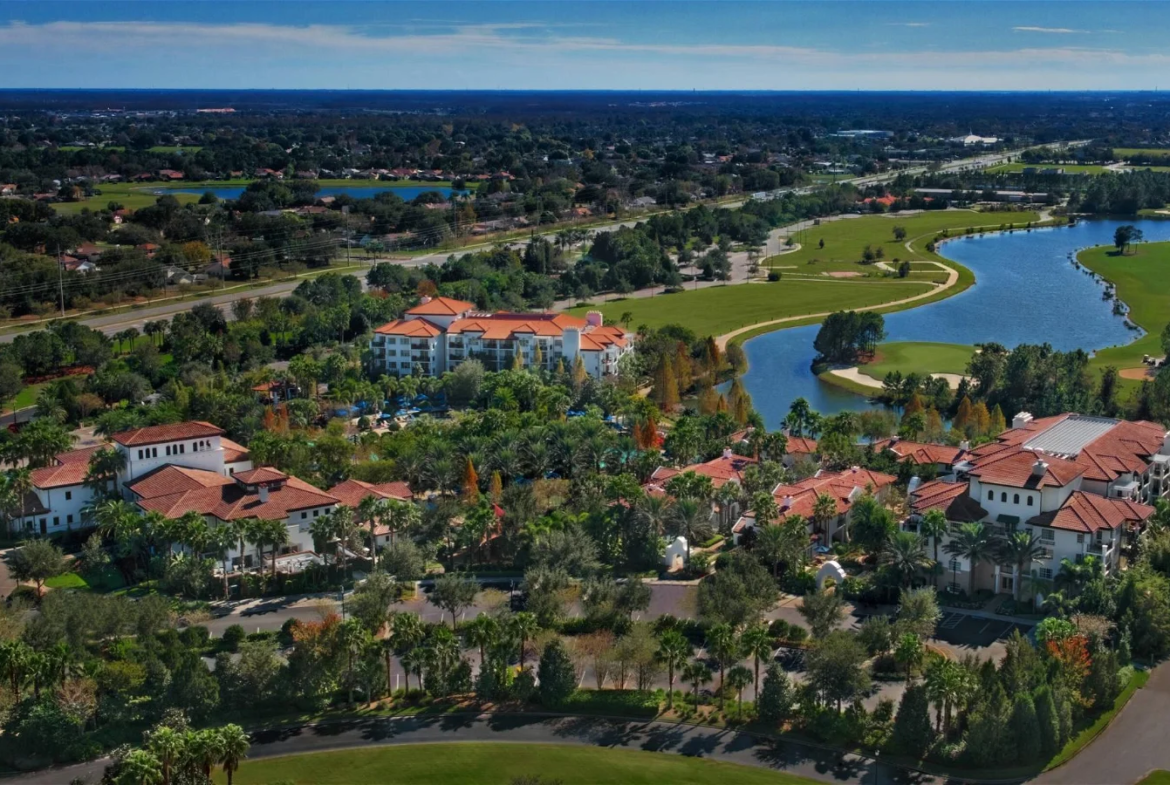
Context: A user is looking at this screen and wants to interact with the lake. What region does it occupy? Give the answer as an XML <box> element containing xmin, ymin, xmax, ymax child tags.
<box><xmin>740</xmin><ymin>218</ymin><xmax>1170</xmax><ymax>427</ymax></box>
<box><xmin>160</xmin><ymin>185</ymin><xmax>466</xmax><ymax>201</ymax></box>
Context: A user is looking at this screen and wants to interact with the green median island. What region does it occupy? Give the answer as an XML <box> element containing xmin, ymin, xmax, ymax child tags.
<box><xmin>217</xmin><ymin>743</ymin><xmax>823</xmax><ymax>785</ymax></box>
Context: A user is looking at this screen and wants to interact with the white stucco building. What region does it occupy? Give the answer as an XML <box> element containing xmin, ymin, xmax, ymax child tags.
<box><xmin>370</xmin><ymin>297</ymin><xmax>635</xmax><ymax>379</ymax></box>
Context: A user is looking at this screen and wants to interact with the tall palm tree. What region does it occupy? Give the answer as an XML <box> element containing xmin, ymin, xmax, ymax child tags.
<box><xmin>726</xmin><ymin>665</ymin><xmax>754</xmax><ymax>719</ymax></box>
<box><xmin>1055</xmin><ymin>554</ymin><xmax>1102</xmax><ymax>597</ymax></box>
<box><xmin>636</xmin><ymin>495</ymin><xmax>672</xmax><ymax>537</ymax></box>
<box><xmin>507</xmin><ymin>611</ymin><xmax>539</xmax><ymax>672</ymax></box>
<box><xmin>147</xmin><ymin>726</ymin><xmax>185</xmax><ymax>785</ymax></box>
<box><xmin>186</xmin><ymin>728</ymin><xmax>222</xmax><ymax>781</ymax></box>
<box><xmin>880</xmin><ymin>532</ymin><xmax>933</xmax><ymax>589</ymax></box>
<box><xmin>682</xmin><ymin>661</ymin><xmax>712</xmax><ymax>708</ymax></box>
<box><xmin>996</xmin><ymin>529</ymin><xmax>1047</xmax><ymax>602</ymax></box>
<box><xmin>943</xmin><ymin>521</ymin><xmax>995</xmax><ymax>596</ymax></box>
<box><xmin>463</xmin><ymin>614</ymin><xmax>500</xmax><ymax>668</ymax></box>
<box><xmin>118</xmin><ymin>749</ymin><xmax>164</xmax><ymax>785</ymax></box>
<box><xmin>919</xmin><ymin>508</ymin><xmax>949</xmax><ymax>568</ymax></box>
<box><xmin>382</xmin><ymin>500</ymin><xmax>419</xmax><ymax>549</ymax></box>
<box><xmin>216</xmin><ymin>724</ymin><xmax>250</xmax><ymax>785</ymax></box>
<box><xmin>208</xmin><ymin>527</ymin><xmax>235</xmax><ymax>600</ymax></box>
<box><xmin>655</xmin><ymin>629</ymin><xmax>692</xmax><ymax>710</ymax></box>
<box><xmin>706</xmin><ymin>623</ymin><xmax>739</xmax><ymax>710</ymax></box>
<box><xmin>262</xmin><ymin>518</ymin><xmax>291</xmax><ymax>579</ymax></box>
<box><xmin>668</xmin><ymin>499</ymin><xmax>713</xmax><ymax>559</ymax></box>
<box><xmin>357</xmin><ymin>495</ymin><xmax>382</xmax><ymax>561</ymax></box>
<box><xmin>389</xmin><ymin>612</ymin><xmax>426</xmax><ymax>692</ymax></box>
<box><xmin>741</xmin><ymin>623</ymin><xmax>773</xmax><ymax>699</ymax></box>
<box><xmin>811</xmin><ymin>493</ymin><xmax>838</xmax><ymax>542</ymax></box>
<box><xmin>227</xmin><ymin>517</ymin><xmax>258</xmax><ymax>581</ymax></box>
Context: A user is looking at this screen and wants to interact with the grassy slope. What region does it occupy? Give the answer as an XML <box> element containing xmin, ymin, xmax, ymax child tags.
<box><xmin>1138</xmin><ymin>773</ymin><xmax>1170</xmax><ymax>785</ymax></box>
<box><xmin>985</xmin><ymin>163</ymin><xmax>1107</xmax><ymax>174</ymax></box>
<box><xmin>859</xmin><ymin>341</ymin><xmax>975</xmax><ymax>380</ymax></box>
<box><xmin>766</xmin><ymin>209</ymin><xmax>1040</xmax><ymax>278</ymax></box>
<box><xmin>568</xmin><ymin>278</ymin><xmax>930</xmax><ymax>336</ymax></box>
<box><xmin>1115</xmin><ymin>148</ymin><xmax>1170</xmax><ymax>159</ymax></box>
<box><xmin>1078</xmin><ymin>242</ymin><xmax>1170</xmax><ymax>376</ymax></box>
<box><xmin>217</xmin><ymin>743</ymin><xmax>820</xmax><ymax>785</ymax></box>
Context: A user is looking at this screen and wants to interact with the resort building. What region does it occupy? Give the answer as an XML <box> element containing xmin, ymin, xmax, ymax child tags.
<box><xmin>905</xmin><ymin>412</ymin><xmax>1168</xmax><ymax>596</ymax></box>
<box><xmin>874</xmin><ymin>437</ymin><xmax>969</xmax><ymax>476</ymax></box>
<box><xmin>370</xmin><ymin>297</ymin><xmax>635</xmax><ymax>379</ymax></box>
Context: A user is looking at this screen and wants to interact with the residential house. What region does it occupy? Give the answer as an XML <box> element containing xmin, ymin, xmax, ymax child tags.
<box><xmin>874</xmin><ymin>437</ymin><xmax>969</xmax><ymax>476</ymax></box>
<box><xmin>327</xmin><ymin>479</ymin><xmax>413</xmax><ymax>548</ymax></box>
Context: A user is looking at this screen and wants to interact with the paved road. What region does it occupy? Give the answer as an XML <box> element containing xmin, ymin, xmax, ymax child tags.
<box><xmin>1034</xmin><ymin>663</ymin><xmax>1170</xmax><ymax>785</ymax></box>
<box><xmin>12</xmin><ymin>713</ymin><xmax>943</xmax><ymax>785</ymax></box>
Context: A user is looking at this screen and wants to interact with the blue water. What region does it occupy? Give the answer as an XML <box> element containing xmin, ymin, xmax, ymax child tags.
<box><xmin>741</xmin><ymin>218</ymin><xmax>1170</xmax><ymax>427</ymax></box>
<box><xmin>161</xmin><ymin>185</ymin><xmax>465</xmax><ymax>201</ymax></box>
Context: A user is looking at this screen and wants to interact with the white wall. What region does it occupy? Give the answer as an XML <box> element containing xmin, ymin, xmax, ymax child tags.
<box><xmin>19</xmin><ymin>482</ymin><xmax>98</xmax><ymax>536</ymax></box>
<box><xmin>118</xmin><ymin>435</ymin><xmax>226</xmax><ymax>484</ymax></box>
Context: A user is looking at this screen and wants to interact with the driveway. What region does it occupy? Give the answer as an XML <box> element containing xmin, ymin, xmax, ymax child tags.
<box><xmin>1034</xmin><ymin>663</ymin><xmax>1170</xmax><ymax>785</ymax></box>
<box><xmin>11</xmin><ymin>713</ymin><xmax>943</xmax><ymax>785</ymax></box>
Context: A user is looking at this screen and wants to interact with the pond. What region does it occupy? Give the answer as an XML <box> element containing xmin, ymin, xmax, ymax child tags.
<box><xmin>159</xmin><ymin>185</ymin><xmax>466</xmax><ymax>201</ymax></box>
<box><xmin>740</xmin><ymin>218</ymin><xmax>1170</xmax><ymax>427</ymax></box>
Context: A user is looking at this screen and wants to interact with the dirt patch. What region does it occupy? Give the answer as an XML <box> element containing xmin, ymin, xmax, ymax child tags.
<box><xmin>1120</xmin><ymin>366</ymin><xmax>1158</xmax><ymax>381</ymax></box>
<box><xmin>931</xmin><ymin>373</ymin><xmax>967</xmax><ymax>390</ymax></box>
<box><xmin>824</xmin><ymin>271</ymin><xmax>863</xmax><ymax>278</ymax></box>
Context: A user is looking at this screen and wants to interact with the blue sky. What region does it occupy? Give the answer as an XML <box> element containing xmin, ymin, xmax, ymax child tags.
<box><xmin>1</xmin><ymin>1</ymin><xmax>1167</xmax><ymax>91</ymax></box>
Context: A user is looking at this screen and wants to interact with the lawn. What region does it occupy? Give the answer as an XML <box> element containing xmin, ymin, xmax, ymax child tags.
<box><xmin>568</xmin><ymin>278</ymin><xmax>931</xmax><ymax>337</ymax></box>
<box><xmin>1138</xmin><ymin>772</ymin><xmax>1170</xmax><ymax>785</ymax></box>
<box><xmin>766</xmin><ymin>209</ymin><xmax>1041</xmax><ymax>277</ymax></box>
<box><xmin>1115</xmin><ymin>148</ymin><xmax>1170</xmax><ymax>160</ymax></box>
<box><xmin>217</xmin><ymin>743</ymin><xmax>820</xmax><ymax>785</ymax></box>
<box><xmin>1077</xmin><ymin>242</ymin><xmax>1170</xmax><ymax>380</ymax></box>
<box><xmin>985</xmin><ymin>163</ymin><xmax>1107</xmax><ymax>175</ymax></box>
<box><xmin>858</xmin><ymin>341</ymin><xmax>975</xmax><ymax>380</ymax></box>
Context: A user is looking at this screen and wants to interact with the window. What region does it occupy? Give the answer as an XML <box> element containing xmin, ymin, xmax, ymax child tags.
<box><xmin>67</xmin><ymin>514</ymin><xmax>73</xmax><ymax>524</ymax></box>
<box><xmin>165</xmin><ymin>445</ymin><xmax>172</xmax><ymax>456</ymax></box>
<box><xmin>138</xmin><ymin>449</ymin><xmax>144</xmax><ymax>460</ymax></box>
<box><xmin>1039</xmin><ymin>567</ymin><xmax>1054</xmax><ymax>581</ymax></box>
<box><xmin>988</xmin><ymin>490</ymin><xmax>994</xmax><ymax>501</ymax></box>
<box><xmin>179</xmin><ymin>444</ymin><xmax>185</xmax><ymax>454</ymax></box>
<box><xmin>1027</xmin><ymin>495</ymin><xmax>1034</xmax><ymax>506</ymax></box>
<box><xmin>64</xmin><ymin>491</ymin><xmax>71</xmax><ymax>501</ymax></box>
<box><xmin>1040</xmin><ymin>529</ymin><xmax>1055</xmax><ymax>542</ymax></box>
<box><xmin>53</xmin><ymin>517</ymin><xmax>59</xmax><ymax>527</ymax></box>
<box><xmin>313</xmin><ymin>509</ymin><xmax>320</xmax><ymax>517</ymax></box>
<box><xmin>1001</xmin><ymin>492</ymin><xmax>1007</xmax><ymax>503</ymax></box>
<box><xmin>1077</xmin><ymin>533</ymin><xmax>1085</xmax><ymax>544</ymax></box>
<box><xmin>152</xmin><ymin>447</ymin><xmax>158</xmax><ymax>458</ymax></box>
<box><xmin>1013</xmin><ymin>493</ymin><xmax>1020</xmax><ymax>505</ymax></box>
<box><xmin>301</xmin><ymin>512</ymin><xmax>307</xmax><ymax>520</ymax></box>
<box><xmin>949</xmin><ymin>558</ymin><xmax>962</xmax><ymax>573</ymax></box>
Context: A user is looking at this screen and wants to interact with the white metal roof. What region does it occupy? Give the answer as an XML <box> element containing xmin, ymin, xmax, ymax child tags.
<box><xmin>1023</xmin><ymin>415</ymin><xmax>1120</xmax><ymax>458</ymax></box>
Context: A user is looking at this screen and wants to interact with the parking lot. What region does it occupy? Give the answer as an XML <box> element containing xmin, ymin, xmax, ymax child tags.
<box><xmin>931</xmin><ymin>610</ymin><xmax>1035</xmax><ymax>658</ymax></box>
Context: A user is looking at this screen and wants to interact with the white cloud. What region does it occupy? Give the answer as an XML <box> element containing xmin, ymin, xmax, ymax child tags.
<box><xmin>1012</xmin><ymin>26</ymin><xmax>1087</xmax><ymax>34</ymax></box>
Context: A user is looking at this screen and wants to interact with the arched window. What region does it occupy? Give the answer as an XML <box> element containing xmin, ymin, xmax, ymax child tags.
<box><xmin>1027</xmin><ymin>496</ymin><xmax>1034</xmax><ymax>506</ymax></box>
<box><xmin>1014</xmin><ymin>494</ymin><xmax>1020</xmax><ymax>505</ymax></box>
<box><xmin>988</xmin><ymin>490</ymin><xmax>994</xmax><ymax>501</ymax></box>
<box><xmin>1001</xmin><ymin>492</ymin><xmax>1007</xmax><ymax>503</ymax></box>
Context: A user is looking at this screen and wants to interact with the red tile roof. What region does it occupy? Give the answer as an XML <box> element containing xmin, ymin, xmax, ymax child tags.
<box><xmin>786</xmin><ymin>436</ymin><xmax>819</xmax><ymax>456</ymax></box>
<box><xmin>29</xmin><ymin>446</ymin><xmax>104</xmax><ymax>489</ymax></box>
<box><xmin>405</xmin><ymin>297</ymin><xmax>475</xmax><ymax>317</ymax></box>
<box><xmin>111</xmin><ymin>421</ymin><xmax>223</xmax><ymax>447</ymax></box>
<box><xmin>770</xmin><ymin>467</ymin><xmax>897</xmax><ymax>519</ymax></box>
<box><xmin>129</xmin><ymin>465</ymin><xmax>338</xmax><ymax>521</ymax></box>
<box><xmin>327</xmin><ymin>478</ymin><xmax>413</xmax><ymax>508</ymax></box>
<box><xmin>1028</xmin><ymin>491</ymin><xmax>1154</xmax><ymax>534</ymax></box>
<box><xmin>647</xmin><ymin>452</ymin><xmax>757</xmax><ymax>491</ymax></box>
<box><xmin>221</xmin><ymin>437</ymin><xmax>250</xmax><ymax>464</ymax></box>
<box><xmin>909</xmin><ymin>478</ymin><xmax>988</xmax><ymax>523</ymax></box>
<box><xmin>373</xmin><ymin>318</ymin><xmax>445</xmax><ymax>338</ymax></box>
<box><xmin>1075</xmin><ymin>420</ymin><xmax>1166</xmax><ymax>483</ymax></box>
<box><xmin>967</xmin><ymin>447</ymin><xmax>1084</xmax><ymax>489</ymax></box>
<box><xmin>233</xmin><ymin>467</ymin><xmax>288</xmax><ymax>485</ymax></box>
<box><xmin>876</xmin><ymin>439</ymin><xmax>966</xmax><ymax>466</ymax></box>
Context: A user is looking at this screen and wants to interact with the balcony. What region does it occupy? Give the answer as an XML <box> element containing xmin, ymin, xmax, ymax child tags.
<box><xmin>1087</xmin><ymin>541</ymin><xmax>1113</xmax><ymax>556</ymax></box>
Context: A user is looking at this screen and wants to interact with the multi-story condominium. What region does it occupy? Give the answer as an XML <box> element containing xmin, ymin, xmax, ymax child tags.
<box><xmin>370</xmin><ymin>297</ymin><xmax>635</xmax><ymax>379</ymax></box>
<box><xmin>906</xmin><ymin>412</ymin><xmax>1170</xmax><ymax>596</ymax></box>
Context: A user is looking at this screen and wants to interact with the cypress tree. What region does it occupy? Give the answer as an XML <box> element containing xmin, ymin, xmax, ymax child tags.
<box><xmin>889</xmin><ymin>683</ymin><xmax>934</xmax><ymax>758</ymax></box>
<box><xmin>1034</xmin><ymin>686</ymin><xmax>1061</xmax><ymax>757</ymax></box>
<box><xmin>537</xmin><ymin>640</ymin><xmax>577</xmax><ymax>707</ymax></box>
<box><xmin>756</xmin><ymin>663</ymin><xmax>792</xmax><ymax>725</ymax></box>
<box><xmin>1010</xmin><ymin>692</ymin><xmax>1042</xmax><ymax>763</ymax></box>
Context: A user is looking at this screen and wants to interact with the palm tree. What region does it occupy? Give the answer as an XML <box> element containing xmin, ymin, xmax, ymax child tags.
<box><xmin>919</xmin><ymin>508</ymin><xmax>949</xmax><ymax>568</ymax></box>
<box><xmin>382</xmin><ymin>499</ymin><xmax>419</xmax><ymax>548</ymax></box>
<box><xmin>1054</xmin><ymin>554</ymin><xmax>1102</xmax><ymax>598</ymax></box>
<box><xmin>261</xmin><ymin>518</ymin><xmax>290</xmax><ymax>580</ymax></box>
<box><xmin>147</xmin><ymin>726</ymin><xmax>185</xmax><ymax>785</ymax></box>
<box><xmin>390</xmin><ymin>612</ymin><xmax>426</xmax><ymax>692</ymax></box>
<box><xmin>208</xmin><ymin>527</ymin><xmax>235</xmax><ymax>600</ymax></box>
<box><xmin>185</xmin><ymin>728</ymin><xmax>222</xmax><ymax>781</ymax></box>
<box><xmin>924</xmin><ymin>656</ymin><xmax>972</xmax><ymax>735</ymax></box>
<box><xmin>682</xmin><ymin>660</ymin><xmax>712</xmax><ymax>708</ymax></box>
<box><xmin>0</xmin><ymin>639</ymin><xmax>29</xmax><ymax>699</ymax></box>
<box><xmin>894</xmin><ymin>633</ymin><xmax>925</xmax><ymax>682</ymax></box>
<box><xmin>811</xmin><ymin>492</ymin><xmax>838</xmax><ymax>541</ymax></box>
<box><xmin>116</xmin><ymin>749</ymin><xmax>164</xmax><ymax>785</ymax></box>
<box><xmin>656</xmin><ymin>629</ymin><xmax>692</xmax><ymax>709</ymax></box>
<box><xmin>996</xmin><ymin>529</ymin><xmax>1047</xmax><ymax>602</ymax></box>
<box><xmin>943</xmin><ymin>521</ymin><xmax>995</xmax><ymax>596</ymax></box>
<box><xmin>508</xmin><ymin>611</ymin><xmax>539</xmax><ymax>673</ymax></box>
<box><xmin>741</xmin><ymin>623</ymin><xmax>773</xmax><ymax>699</ymax></box>
<box><xmin>339</xmin><ymin>618</ymin><xmax>369</xmax><ymax>706</ymax></box>
<box><xmin>636</xmin><ymin>495</ymin><xmax>672</xmax><ymax>537</ymax></box>
<box><xmin>217</xmin><ymin>724</ymin><xmax>250</xmax><ymax>785</ymax></box>
<box><xmin>668</xmin><ymin>499</ymin><xmax>712</xmax><ymax>559</ymax></box>
<box><xmin>726</xmin><ymin>665</ymin><xmax>754</xmax><ymax>718</ymax></box>
<box><xmin>706</xmin><ymin>623</ymin><xmax>738</xmax><ymax>710</ymax></box>
<box><xmin>357</xmin><ymin>495</ymin><xmax>382</xmax><ymax>561</ymax></box>
<box><xmin>880</xmin><ymin>532</ymin><xmax>933</xmax><ymax>589</ymax></box>
<box><xmin>463</xmin><ymin>614</ymin><xmax>500</xmax><ymax>668</ymax></box>
<box><xmin>84</xmin><ymin>446</ymin><xmax>126</xmax><ymax>500</ymax></box>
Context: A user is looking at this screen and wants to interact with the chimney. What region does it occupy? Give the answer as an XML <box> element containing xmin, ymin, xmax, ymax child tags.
<box><xmin>1162</xmin><ymin>431</ymin><xmax>1170</xmax><ymax>456</ymax></box>
<box><xmin>585</xmin><ymin>310</ymin><xmax>603</xmax><ymax>328</ymax></box>
<box><xmin>258</xmin><ymin>484</ymin><xmax>269</xmax><ymax>503</ymax></box>
<box><xmin>959</xmin><ymin>440</ymin><xmax>971</xmax><ymax>452</ymax></box>
<box><xmin>780</xmin><ymin>495</ymin><xmax>794</xmax><ymax>511</ymax></box>
<box><xmin>418</xmin><ymin>295</ymin><xmax>432</xmax><ymax>305</ymax></box>
<box><xmin>1032</xmin><ymin>459</ymin><xmax>1048</xmax><ymax>478</ymax></box>
<box><xmin>1013</xmin><ymin>412</ymin><xmax>1034</xmax><ymax>430</ymax></box>
<box><xmin>908</xmin><ymin>476</ymin><xmax>922</xmax><ymax>495</ymax></box>
<box><xmin>722</xmin><ymin>447</ymin><xmax>733</xmax><ymax>460</ymax></box>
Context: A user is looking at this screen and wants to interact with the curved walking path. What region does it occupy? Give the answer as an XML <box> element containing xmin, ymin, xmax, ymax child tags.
<box><xmin>716</xmin><ymin>262</ymin><xmax>958</xmax><ymax>350</ymax></box>
<box><xmin>12</xmin><ymin>713</ymin><xmax>939</xmax><ymax>785</ymax></box>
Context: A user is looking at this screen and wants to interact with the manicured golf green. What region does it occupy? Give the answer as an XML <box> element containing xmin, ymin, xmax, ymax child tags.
<box><xmin>1078</xmin><ymin>242</ymin><xmax>1170</xmax><ymax>377</ymax></box>
<box><xmin>216</xmin><ymin>743</ymin><xmax>821</xmax><ymax>785</ymax></box>
<box><xmin>859</xmin><ymin>341</ymin><xmax>975</xmax><ymax>380</ymax></box>
<box><xmin>768</xmin><ymin>209</ymin><xmax>1041</xmax><ymax>277</ymax></box>
<box><xmin>568</xmin><ymin>278</ymin><xmax>930</xmax><ymax>336</ymax></box>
